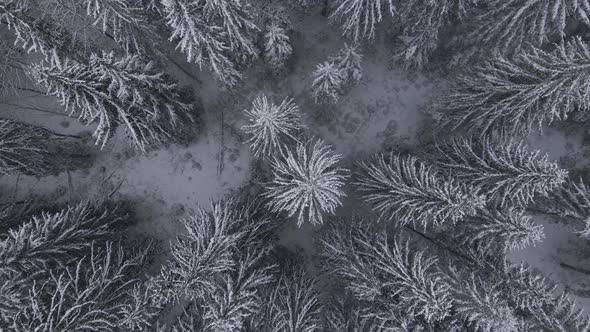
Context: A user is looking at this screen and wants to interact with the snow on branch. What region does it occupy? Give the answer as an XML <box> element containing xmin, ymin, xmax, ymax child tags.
<box><xmin>439</xmin><ymin>37</ymin><xmax>590</xmax><ymax>134</ymax></box>
<box><xmin>242</xmin><ymin>95</ymin><xmax>303</xmax><ymax>158</ymax></box>
<box><xmin>330</xmin><ymin>0</ymin><xmax>395</xmax><ymax>41</ymax></box>
<box><xmin>30</xmin><ymin>51</ymin><xmax>195</xmax><ymax>152</ymax></box>
<box><xmin>434</xmin><ymin>135</ymin><xmax>567</xmax><ymax>208</ymax></box>
<box><xmin>264</xmin><ymin>138</ymin><xmax>348</xmax><ymax>226</ymax></box>
<box><xmin>355</xmin><ymin>154</ymin><xmax>484</xmax><ymax>228</ymax></box>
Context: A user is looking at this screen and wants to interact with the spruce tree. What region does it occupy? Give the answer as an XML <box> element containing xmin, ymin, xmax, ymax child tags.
<box><xmin>311</xmin><ymin>45</ymin><xmax>362</xmax><ymax>103</ymax></box>
<box><xmin>264</xmin><ymin>22</ymin><xmax>292</xmax><ymax>70</ymax></box>
<box><xmin>171</xmin><ymin>250</ymin><xmax>273</xmax><ymax>331</ymax></box>
<box><xmin>246</xmin><ymin>249</ymin><xmax>323</xmax><ymax>332</ymax></box>
<box><xmin>30</xmin><ymin>51</ymin><xmax>195</xmax><ymax>152</ymax></box>
<box><xmin>355</xmin><ymin>154</ymin><xmax>484</xmax><ymax>228</ymax></box>
<box><xmin>81</xmin><ymin>0</ymin><xmax>156</xmax><ymax>54</ymax></box>
<box><xmin>311</xmin><ymin>61</ymin><xmax>344</xmax><ymax>103</ymax></box>
<box><xmin>330</xmin><ymin>43</ymin><xmax>362</xmax><ymax>86</ymax></box>
<box><xmin>440</xmin><ymin>37</ymin><xmax>590</xmax><ymax>134</ymax></box>
<box><xmin>467</xmin><ymin>0</ymin><xmax>590</xmax><ymax>57</ymax></box>
<box><xmin>150</xmin><ymin>199</ymin><xmax>274</xmax><ymax>305</ymax></box>
<box><xmin>9</xmin><ymin>241</ymin><xmax>157</xmax><ymax>332</ymax></box>
<box><xmin>321</xmin><ymin>218</ymin><xmax>590</xmax><ymax>331</ymax></box>
<box><xmin>434</xmin><ymin>136</ymin><xmax>567</xmax><ymax>207</ymax></box>
<box><xmin>242</xmin><ymin>95</ymin><xmax>303</xmax><ymax>158</ymax></box>
<box><xmin>0</xmin><ymin>201</ymin><xmax>126</xmax><ymax>276</ymax></box>
<box><xmin>536</xmin><ymin>178</ymin><xmax>590</xmax><ymax>237</ymax></box>
<box><xmin>395</xmin><ymin>0</ymin><xmax>476</xmax><ymax>69</ymax></box>
<box><xmin>321</xmin><ymin>220</ymin><xmax>453</xmax><ymax>327</ymax></box>
<box><xmin>161</xmin><ymin>0</ymin><xmax>258</xmax><ymax>86</ymax></box>
<box><xmin>264</xmin><ymin>138</ymin><xmax>348</xmax><ymax>226</ymax></box>
<box><xmin>330</xmin><ymin>0</ymin><xmax>395</xmax><ymax>41</ymax></box>
<box><xmin>459</xmin><ymin>208</ymin><xmax>545</xmax><ymax>252</ymax></box>
<box><xmin>0</xmin><ymin>0</ymin><xmax>80</xmax><ymax>59</ymax></box>
<box><xmin>0</xmin><ymin>119</ymin><xmax>87</xmax><ymax>176</ymax></box>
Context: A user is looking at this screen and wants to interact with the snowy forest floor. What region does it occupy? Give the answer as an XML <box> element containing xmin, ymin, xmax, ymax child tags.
<box><xmin>2</xmin><ymin>6</ymin><xmax>590</xmax><ymax>314</ymax></box>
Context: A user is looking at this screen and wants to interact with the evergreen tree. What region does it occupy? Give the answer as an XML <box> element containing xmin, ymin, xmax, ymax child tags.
<box><xmin>171</xmin><ymin>249</ymin><xmax>274</xmax><ymax>331</ymax></box>
<box><xmin>324</xmin><ymin>294</ymin><xmax>382</xmax><ymax>332</ymax></box>
<box><xmin>321</xmin><ymin>219</ymin><xmax>590</xmax><ymax>331</ymax></box>
<box><xmin>30</xmin><ymin>51</ymin><xmax>195</xmax><ymax>152</ymax></box>
<box><xmin>264</xmin><ymin>22</ymin><xmax>292</xmax><ymax>70</ymax></box>
<box><xmin>0</xmin><ymin>0</ymin><xmax>80</xmax><ymax>59</ymax></box>
<box><xmin>311</xmin><ymin>61</ymin><xmax>344</xmax><ymax>103</ymax></box>
<box><xmin>150</xmin><ymin>199</ymin><xmax>274</xmax><ymax>305</ymax></box>
<box><xmin>246</xmin><ymin>250</ymin><xmax>323</xmax><ymax>332</ymax></box>
<box><xmin>536</xmin><ymin>178</ymin><xmax>590</xmax><ymax>237</ymax></box>
<box><xmin>395</xmin><ymin>0</ymin><xmax>476</xmax><ymax>69</ymax></box>
<box><xmin>504</xmin><ymin>263</ymin><xmax>590</xmax><ymax>331</ymax></box>
<box><xmin>449</xmin><ymin>273</ymin><xmax>519</xmax><ymax>332</ymax></box>
<box><xmin>466</xmin><ymin>0</ymin><xmax>590</xmax><ymax>57</ymax></box>
<box><xmin>161</xmin><ymin>0</ymin><xmax>258</xmax><ymax>87</ymax></box>
<box><xmin>81</xmin><ymin>0</ymin><xmax>156</xmax><ymax>54</ymax></box>
<box><xmin>439</xmin><ymin>37</ymin><xmax>590</xmax><ymax>134</ymax></box>
<box><xmin>321</xmin><ymin>220</ymin><xmax>453</xmax><ymax>327</ymax></box>
<box><xmin>330</xmin><ymin>43</ymin><xmax>362</xmax><ymax>86</ymax></box>
<box><xmin>0</xmin><ymin>200</ymin><xmax>35</xmax><ymax>234</ymax></box>
<box><xmin>264</xmin><ymin>138</ymin><xmax>348</xmax><ymax>226</ymax></box>
<box><xmin>355</xmin><ymin>154</ymin><xmax>484</xmax><ymax>228</ymax></box>
<box><xmin>0</xmin><ymin>119</ymin><xmax>87</xmax><ymax>176</ymax></box>
<box><xmin>310</xmin><ymin>45</ymin><xmax>362</xmax><ymax>103</ymax></box>
<box><xmin>9</xmin><ymin>241</ymin><xmax>158</xmax><ymax>332</ymax></box>
<box><xmin>242</xmin><ymin>95</ymin><xmax>303</xmax><ymax>158</ymax></box>
<box><xmin>150</xmin><ymin>201</ymin><xmax>245</xmax><ymax>304</ymax></box>
<box><xmin>266</xmin><ymin>267</ymin><xmax>322</xmax><ymax>332</ymax></box>
<box><xmin>434</xmin><ymin>136</ymin><xmax>567</xmax><ymax>207</ymax></box>
<box><xmin>459</xmin><ymin>208</ymin><xmax>545</xmax><ymax>252</ymax></box>
<box><xmin>0</xmin><ymin>201</ymin><xmax>126</xmax><ymax>277</ymax></box>
<box><xmin>330</xmin><ymin>0</ymin><xmax>395</xmax><ymax>41</ymax></box>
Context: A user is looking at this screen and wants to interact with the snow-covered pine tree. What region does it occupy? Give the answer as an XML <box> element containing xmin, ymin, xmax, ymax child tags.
<box><xmin>265</xmin><ymin>267</ymin><xmax>322</xmax><ymax>332</ymax></box>
<box><xmin>330</xmin><ymin>43</ymin><xmax>362</xmax><ymax>85</ymax></box>
<box><xmin>434</xmin><ymin>135</ymin><xmax>567</xmax><ymax>208</ymax></box>
<box><xmin>355</xmin><ymin>154</ymin><xmax>484</xmax><ymax>228</ymax></box>
<box><xmin>330</xmin><ymin>0</ymin><xmax>395</xmax><ymax>41</ymax></box>
<box><xmin>30</xmin><ymin>51</ymin><xmax>195</xmax><ymax>152</ymax></box>
<box><xmin>504</xmin><ymin>263</ymin><xmax>590</xmax><ymax>331</ymax></box>
<box><xmin>324</xmin><ymin>293</ymin><xmax>382</xmax><ymax>332</ymax></box>
<box><xmin>245</xmin><ymin>248</ymin><xmax>323</xmax><ymax>332</ymax></box>
<box><xmin>0</xmin><ymin>0</ymin><xmax>80</xmax><ymax>59</ymax></box>
<box><xmin>0</xmin><ymin>38</ymin><xmax>26</xmax><ymax>94</ymax></box>
<box><xmin>0</xmin><ymin>201</ymin><xmax>126</xmax><ymax>276</ymax></box>
<box><xmin>172</xmin><ymin>248</ymin><xmax>273</xmax><ymax>331</ymax></box>
<box><xmin>467</xmin><ymin>0</ymin><xmax>590</xmax><ymax>57</ymax></box>
<box><xmin>264</xmin><ymin>22</ymin><xmax>292</xmax><ymax>70</ymax></box>
<box><xmin>459</xmin><ymin>208</ymin><xmax>545</xmax><ymax>252</ymax></box>
<box><xmin>150</xmin><ymin>201</ymin><xmax>244</xmax><ymax>304</ymax></box>
<box><xmin>80</xmin><ymin>0</ymin><xmax>156</xmax><ymax>54</ymax></box>
<box><xmin>311</xmin><ymin>61</ymin><xmax>345</xmax><ymax>103</ymax></box>
<box><xmin>0</xmin><ymin>200</ymin><xmax>34</xmax><ymax>234</ymax></box>
<box><xmin>264</xmin><ymin>138</ymin><xmax>347</xmax><ymax>226</ymax></box>
<box><xmin>321</xmin><ymin>220</ymin><xmax>453</xmax><ymax>327</ymax></box>
<box><xmin>0</xmin><ymin>119</ymin><xmax>75</xmax><ymax>176</ymax></box>
<box><xmin>150</xmin><ymin>199</ymin><xmax>274</xmax><ymax>306</ymax></box>
<box><xmin>449</xmin><ymin>273</ymin><xmax>520</xmax><ymax>331</ymax></box>
<box><xmin>242</xmin><ymin>95</ymin><xmax>303</xmax><ymax>157</ymax></box>
<box><xmin>9</xmin><ymin>241</ymin><xmax>158</xmax><ymax>332</ymax></box>
<box><xmin>162</xmin><ymin>0</ymin><xmax>258</xmax><ymax>87</ymax></box>
<box><xmin>535</xmin><ymin>178</ymin><xmax>590</xmax><ymax>237</ymax></box>
<box><xmin>310</xmin><ymin>45</ymin><xmax>361</xmax><ymax>103</ymax></box>
<box><xmin>321</xmin><ymin>218</ymin><xmax>590</xmax><ymax>331</ymax></box>
<box><xmin>395</xmin><ymin>0</ymin><xmax>476</xmax><ymax>69</ymax></box>
<box><xmin>440</xmin><ymin>37</ymin><xmax>590</xmax><ymax>134</ymax></box>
